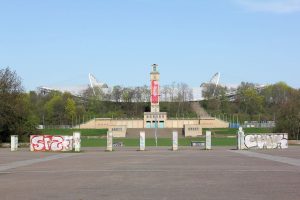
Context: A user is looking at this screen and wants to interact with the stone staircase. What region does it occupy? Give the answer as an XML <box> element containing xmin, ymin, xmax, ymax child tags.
<box><xmin>191</xmin><ymin>102</ymin><xmax>210</xmax><ymax>118</ymax></box>
<box><xmin>191</xmin><ymin>101</ymin><xmax>229</xmax><ymax>128</ymax></box>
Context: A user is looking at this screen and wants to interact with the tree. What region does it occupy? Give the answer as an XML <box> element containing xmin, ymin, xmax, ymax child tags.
<box><xmin>81</xmin><ymin>86</ymin><xmax>95</xmax><ymax>99</ymax></box>
<box><xmin>44</xmin><ymin>94</ymin><xmax>65</xmax><ymax>125</ymax></box>
<box><xmin>112</xmin><ymin>85</ymin><xmax>122</xmax><ymax>102</ymax></box>
<box><xmin>262</xmin><ymin>82</ymin><xmax>292</xmax><ymax>105</ymax></box>
<box><xmin>141</xmin><ymin>85</ymin><xmax>150</xmax><ymax>102</ymax></box>
<box><xmin>0</xmin><ymin>67</ymin><xmax>36</xmax><ymax>142</ymax></box>
<box><xmin>133</xmin><ymin>86</ymin><xmax>143</xmax><ymax>102</ymax></box>
<box><xmin>65</xmin><ymin>98</ymin><xmax>76</xmax><ymax>122</ymax></box>
<box><xmin>170</xmin><ymin>82</ymin><xmax>176</xmax><ymax>102</ymax></box>
<box><xmin>237</xmin><ymin>82</ymin><xmax>264</xmax><ymax>115</ymax></box>
<box><xmin>121</xmin><ymin>87</ymin><xmax>134</xmax><ymax>102</ymax></box>
<box><xmin>177</xmin><ymin>83</ymin><xmax>189</xmax><ymax>102</ymax></box>
<box><xmin>202</xmin><ymin>84</ymin><xmax>227</xmax><ymax>100</ymax></box>
<box><xmin>275</xmin><ymin>90</ymin><xmax>300</xmax><ymax>139</ymax></box>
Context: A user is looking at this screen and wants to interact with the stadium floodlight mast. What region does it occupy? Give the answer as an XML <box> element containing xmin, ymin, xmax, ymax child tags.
<box><xmin>210</xmin><ymin>72</ymin><xmax>220</xmax><ymax>97</ymax></box>
<box><xmin>89</xmin><ymin>73</ymin><xmax>104</xmax><ymax>96</ymax></box>
<box><xmin>200</xmin><ymin>72</ymin><xmax>221</xmax><ymax>98</ymax></box>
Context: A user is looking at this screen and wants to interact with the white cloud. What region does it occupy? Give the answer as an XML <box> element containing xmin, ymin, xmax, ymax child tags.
<box><xmin>236</xmin><ymin>0</ymin><xmax>300</xmax><ymax>13</ymax></box>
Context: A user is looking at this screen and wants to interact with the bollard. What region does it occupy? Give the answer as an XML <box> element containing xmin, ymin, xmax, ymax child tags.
<box><xmin>140</xmin><ymin>131</ymin><xmax>145</xmax><ymax>151</ymax></box>
<box><xmin>11</xmin><ymin>135</ymin><xmax>18</xmax><ymax>152</ymax></box>
<box><xmin>172</xmin><ymin>131</ymin><xmax>178</xmax><ymax>151</ymax></box>
<box><xmin>106</xmin><ymin>131</ymin><xmax>113</xmax><ymax>152</ymax></box>
<box><xmin>237</xmin><ymin>127</ymin><xmax>245</xmax><ymax>150</ymax></box>
<box><xmin>73</xmin><ymin>132</ymin><xmax>81</xmax><ymax>152</ymax></box>
<box><xmin>206</xmin><ymin>131</ymin><xmax>211</xmax><ymax>150</ymax></box>
<box><xmin>241</xmin><ymin>129</ymin><xmax>245</xmax><ymax>150</ymax></box>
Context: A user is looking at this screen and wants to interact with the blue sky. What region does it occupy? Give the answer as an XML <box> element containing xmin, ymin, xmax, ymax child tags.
<box><xmin>0</xmin><ymin>0</ymin><xmax>299</xmax><ymax>90</ymax></box>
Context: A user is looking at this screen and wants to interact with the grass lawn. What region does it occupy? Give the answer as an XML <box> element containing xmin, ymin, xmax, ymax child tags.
<box><xmin>82</xmin><ymin>137</ymin><xmax>236</xmax><ymax>147</ymax></box>
<box><xmin>39</xmin><ymin>128</ymin><xmax>272</xmax><ymax>147</ymax></box>
<box><xmin>40</xmin><ymin>128</ymin><xmax>273</xmax><ymax>137</ymax></box>
<box><xmin>203</xmin><ymin>128</ymin><xmax>274</xmax><ymax>136</ymax></box>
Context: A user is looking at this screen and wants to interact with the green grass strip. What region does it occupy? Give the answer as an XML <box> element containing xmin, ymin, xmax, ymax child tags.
<box><xmin>81</xmin><ymin>137</ymin><xmax>236</xmax><ymax>147</ymax></box>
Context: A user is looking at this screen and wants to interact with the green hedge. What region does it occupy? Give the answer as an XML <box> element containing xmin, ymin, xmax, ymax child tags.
<box><xmin>38</xmin><ymin>129</ymin><xmax>108</xmax><ymax>136</ymax></box>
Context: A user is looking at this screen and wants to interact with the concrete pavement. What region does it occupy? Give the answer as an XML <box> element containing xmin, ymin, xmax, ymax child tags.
<box><xmin>0</xmin><ymin>147</ymin><xmax>300</xmax><ymax>200</ymax></box>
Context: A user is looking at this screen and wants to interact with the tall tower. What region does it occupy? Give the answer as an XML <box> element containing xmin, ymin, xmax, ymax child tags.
<box><xmin>150</xmin><ymin>64</ymin><xmax>160</xmax><ymax>113</ymax></box>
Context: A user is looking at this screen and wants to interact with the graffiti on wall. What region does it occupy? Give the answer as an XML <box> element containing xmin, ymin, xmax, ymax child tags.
<box><xmin>244</xmin><ymin>134</ymin><xmax>288</xmax><ymax>149</ymax></box>
<box><xmin>30</xmin><ymin>135</ymin><xmax>73</xmax><ymax>152</ymax></box>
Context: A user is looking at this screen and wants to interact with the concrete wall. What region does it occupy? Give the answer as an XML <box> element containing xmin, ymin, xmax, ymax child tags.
<box><xmin>244</xmin><ymin>133</ymin><xmax>288</xmax><ymax>149</ymax></box>
<box><xmin>80</xmin><ymin>117</ymin><xmax>229</xmax><ymax>129</ymax></box>
<box><xmin>108</xmin><ymin>126</ymin><xmax>127</xmax><ymax>138</ymax></box>
<box><xmin>144</xmin><ymin>112</ymin><xmax>167</xmax><ymax>128</ymax></box>
<box><xmin>30</xmin><ymin>135</ymin><xmax>74</xmax><ymax>152</ymax></box>
<box><xmin>80</xmin><ymin>118</ymin><xmax>144</xmax><ymax>129</ymax></box>
<box><xmin>184</xmin><ymin>124</ymin><xmax>203</xmax><ymax>137</ymax></box>
<box><xmin>166</xmin><ymin>119</ymin><xmax>199</xmax><ymax>128</ymax></box>
<box><xmin>166</xmin><ymin>118</ymin><xmax>228</xmax><ymax>129</ymax></box>
<box><xmin>200</xmin><ymin>118</ymin><xmax>229</xmax><ymax>128</ymax></box>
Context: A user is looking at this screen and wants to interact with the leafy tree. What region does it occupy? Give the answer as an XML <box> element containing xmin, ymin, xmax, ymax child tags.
<box><xmin>237</xmin><ymin>83</ymin><xmax>264</xmax><ymax>115</ymax></box>
<box><xmin>141</xmin><ymin>85</ymin><xmax>150</xmax><ymax>102</ymax></box>
<box><xmin>44</xmin><ymin>94</ymin><xmax>65</xmax><ymax>125</ymax></box>
<box><xmin>262</xmin><ymin>82</ymin><xmax>292</xmax><ymax>105</ymax></box>
<box><xmin>202</xmin><ymin>83</ymin><xmax>227</xmax><ymax>100</ymax></box>
<box><xmin>275</xmin><ymin>90</ymin><xmax>300</xmax><ymax>139</ymax></box>
<box><xmin>121</xmin><ymin>88</ymin><xmax>134</xmax><ymax>102</ymax></box>
<box><xmin>111</xmin><ymin>85</ymin><xmax>122</xmax><ymax>102</ymax></box>
<box><xmin>0</xmin><ymin>67</ymin><xmax>36</xmax><ymax>142</ymax></box>
<box><xmin>65</xmin><ymin>98</ymin><xmax>76</xmax><ymax>122</ymax></box>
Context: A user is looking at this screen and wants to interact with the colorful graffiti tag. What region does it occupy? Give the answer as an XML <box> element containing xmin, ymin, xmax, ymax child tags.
<box><xmin>30</xmin><ymin>135</ymin><xmax>73</xmax><ymax>152</ymax></box>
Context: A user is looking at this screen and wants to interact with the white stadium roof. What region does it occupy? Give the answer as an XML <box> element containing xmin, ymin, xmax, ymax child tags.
<box><xmin>38</xmin><ymin>72</ymin><xmax>264</xmax><ymax>101</ymax></box>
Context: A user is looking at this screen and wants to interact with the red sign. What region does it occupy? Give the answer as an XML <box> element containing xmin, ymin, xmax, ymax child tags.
<box><xmin>151</xmin><ymin>80</ymin><xmax>159</xmax><ymax>104</ymax></box>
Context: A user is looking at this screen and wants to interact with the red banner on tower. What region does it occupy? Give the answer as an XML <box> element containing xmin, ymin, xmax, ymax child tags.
<box><xmin>151</xmin><ymin>80</ymin><xmax>159</xmax><ymax>104</ymax></box>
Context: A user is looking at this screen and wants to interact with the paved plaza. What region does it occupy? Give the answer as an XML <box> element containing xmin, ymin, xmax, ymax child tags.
<box><xmin>1</xmin><ymin>147</ymin><xmax>300</xmax><ymax>200</ymax></box>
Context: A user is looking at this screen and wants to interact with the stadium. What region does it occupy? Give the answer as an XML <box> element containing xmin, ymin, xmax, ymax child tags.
<box><xmin>38</xmin><ymin>70</ymin><xmax>264</xmax><ymax>102</ymax></box>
